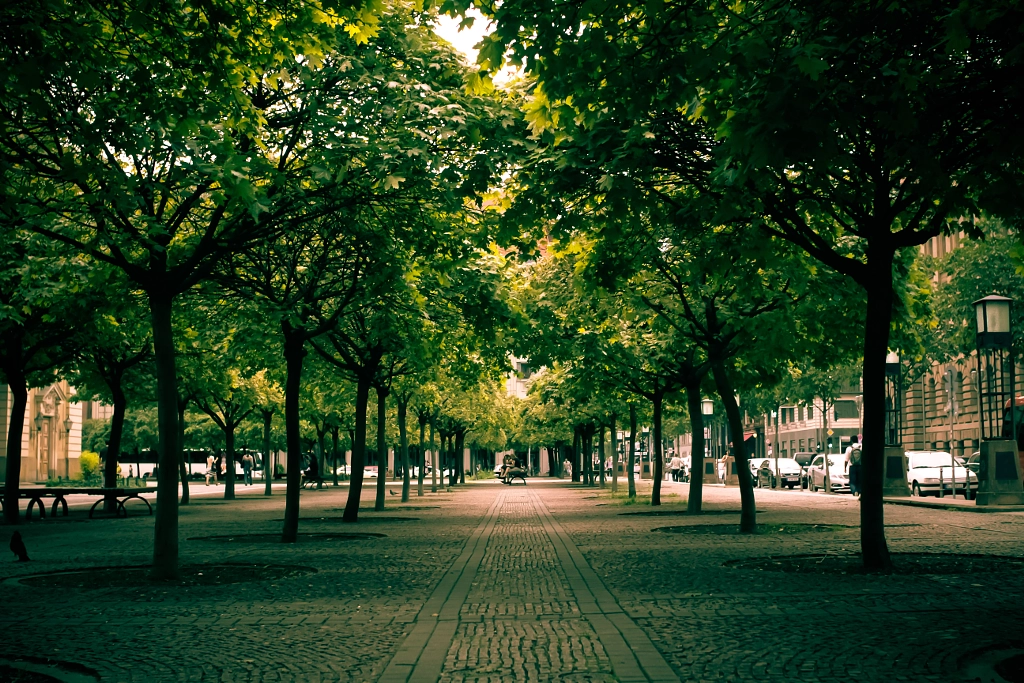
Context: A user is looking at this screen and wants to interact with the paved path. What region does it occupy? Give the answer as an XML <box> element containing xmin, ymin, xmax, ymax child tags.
<box><xmin>380</xmin><ymin>488</ymin><xmax>677</xmax><ymax>683</ymax></box>
<box><xmin>0</xmin><ymin>478</ymin><xmax>1023</xmax><ymax>682</ymax></box>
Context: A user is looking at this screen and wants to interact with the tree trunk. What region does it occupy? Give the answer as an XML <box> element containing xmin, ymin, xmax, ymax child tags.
<box><xmin>686</xmin><ymin>381</ymin><xmax>706</xmax><ymax>514</ymax></box>
<box><xmin>282</xmin><ymin>328</ymin><xmax>306</xmax><ymax>542</ymax></box>
<box><xmin>571</xmin><ymin>427</ymin><xmax>581</xmax><ymax>483</ymax></box>
<box><xmin>712</xmin><ymin>359</ymin><xmax>756</xmax><ymax>533</ymax></box>
<box><xmin>399</xmin><ymin>399</ymin><xmax>410</xmax><ymax>502</ymax></box>
<box><xmin>148</xmin><ymin>290</ymin><xmax>180</xmax><ymax>580</ymax></box>
<box><xmin>455</xmin><ymin>431</ymin><xmax>466</xmax><ymax>485</ymax></box>
<box><xmin>417</xmin><ymin>416</ymin><xmax>426</xmax><ymax>497</ymax></box>
<box><xmin>429</xmin><ymin>417</ymin><xmax>437</xmax><ymax>493</ymax></box>
<box><xmin>652</xmin><ymin>392</ymin><xmax>664</xmax><ymax>506</ymax></box>
<box><xmin>105</xmin><ymin>386</ymin><xmax>128</xmax><ymax>513</ymax></box>
<box><xmin>860</xmin><ymin>268</ymin><xmax>895</xmax><ymax>572</ymax></box>
<box><xmin>628</xmin><ymin>404</ymin><xmax>637</xmax><ymax>498</ymax></box>
<box><xmin>224</xmin><ymin>424</ymin><xmax>236</xmax><ymax>499</ymax></box>
<box><xmin>316</xmin><ymin>423</ymin><xmax>326</xmax><ymax>490</ymax></box>
<box><xmin>599</xmin><ymin>425</ymin><xmax>606</xmax><ymax>488</ymax></box>
<box><xmin>610</xmin><ymin>415</ymin><xmax>618</xmax><ymax>493</ymax></box>
<box><xmin>176</xmin><ymin>396</ymin><xmax>189</xmax><ymax>506</ymax></box>
<box><xmin>584</xmin><ymin>429</ymin><xmax>593</xmax><ymax>485</ymax></box>
<box><xmin>342</xmin><ymin>375</ymin><xmax>371</xmax><ymax>523</ymax></box>
<box><xmin>374</xmin><ymin>386</ymin><xmax>388</xmax><ymax>511</ymax></box>
<box><xmin>2</xmin><ymin>377</ymin><xmax>28</xmax><ymax>525</ymax></box>
<box><xmin>331</xmin><ymin>424</ymin><xmax>340</xmax><ymax>487</ymax></box>
<box><xmin>262</xmin><ymin>409</ymin><xmax>274</xmax><ymax>496</ymax></box>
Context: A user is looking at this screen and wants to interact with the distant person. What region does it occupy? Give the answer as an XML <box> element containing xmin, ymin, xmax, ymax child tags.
<box><xmin>206</xmin><ymin>454</ymin><xmax>216</xmax><ymax>486</ymax></box>
<box><xmin>669</xmin><ymin>454</ymin><xmax>683</xmax><ymax>481</ymax></box>
<box><xmin>128</xmin><ymin>465</ymin><xmax>134</xmax><ymax>484</ymax></box>
<box><xmin>845</xmin><ymin>436</ymin><xmax>862</xmax><ymax>497</ymax></box>
<box><xmin>242</xmin><ymin>453</ymin><xmax>253</xmax><ymax>486</ymax></box>
<box><xmin>305</xmin><ymin>454</ymin><xmax>320</xmax><ymax>489</ymax></box>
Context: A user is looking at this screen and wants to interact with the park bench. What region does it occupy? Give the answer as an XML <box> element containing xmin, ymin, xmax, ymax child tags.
<box><xmin>0</xmin><ymin>487</ymin><xmax>153</xmax><ymax>521</ymax></box>
<box><xmin>300</xmin><ymin>474</ymin><xmax>322</xmax><ymax>490</ymax></box>
<box><xmin>501</xmin><ymin>468</ymin><xmax>527</xmax><ymax>485</ymax></box>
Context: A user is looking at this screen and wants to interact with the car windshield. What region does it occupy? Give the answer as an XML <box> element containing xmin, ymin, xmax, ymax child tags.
<box><xmin>762</xmin><ymin>458</ymin><xmax>800</xmax><ymax>470</ymax></box>
<box><xmin>911</xmin><ymin>453</ymin><xmax>961</xmax><ymax>468</ymax></box>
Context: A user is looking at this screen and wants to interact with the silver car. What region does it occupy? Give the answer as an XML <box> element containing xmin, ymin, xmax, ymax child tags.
<box><xmin>806</xmin><ymin>454</ymin><xmax>850</xmax><ymax>493</ymax></box>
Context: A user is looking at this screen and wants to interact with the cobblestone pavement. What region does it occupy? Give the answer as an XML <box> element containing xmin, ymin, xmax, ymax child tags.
<box><xmin>0</xmin><ymin>478</ymin><xmax>1022</xmax><ymax>682</ymax></box>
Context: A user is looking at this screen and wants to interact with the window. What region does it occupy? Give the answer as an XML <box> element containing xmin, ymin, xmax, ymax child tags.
<box><xmin>799</xmin><ymin>439</ymin><xmax>806</xmax><ymax>451</ymax></box>
<box><xmin>798</xmin><ymin>406</ymin><xmax>804</xmax><ymax>421</ymax></box>
<box><xmin>834</xmin><ymin>400</ymin><xmax>859</xmax><ymax>420</ymax></box>
<box><xmin>781</xmin><ymin>409</ymin><xmax>787</xmax><ymax>425</ymax></box>
<box><xmin>807</xmin><ymin>405</ymin><xmax>814</xmax><ymax>420</ymax></box>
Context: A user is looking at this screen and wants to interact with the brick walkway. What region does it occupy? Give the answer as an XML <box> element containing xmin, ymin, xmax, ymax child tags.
<box><xmin>1</xmin><ymin>479</ymin><xmax>1023</xmax><ymax>682</ymax></box>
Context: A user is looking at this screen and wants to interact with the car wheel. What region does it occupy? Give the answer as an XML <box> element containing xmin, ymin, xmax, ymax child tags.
<box><xmin>912</xmin><ymin>482</ymin><xmax>921</xmax><ymax>497</ymax></box>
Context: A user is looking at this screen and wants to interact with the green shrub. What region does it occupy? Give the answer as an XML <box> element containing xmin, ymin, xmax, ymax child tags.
<box><xmin>470</xmin><ymin>469</ymin><xmax>495</xmax><ymax>480</ymax></box>
<box><xmin>80</xmin><ymin>451</ymin><xmax>101</xmax><ymax>478</ymax></box>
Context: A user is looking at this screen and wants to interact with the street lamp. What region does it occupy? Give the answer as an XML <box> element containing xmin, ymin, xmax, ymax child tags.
<box><xmin>973</xmin><ymin>295</ymin><xmax>1014</xmax><ymax>442</ymax></box>
<box><xmin>884</xmin><ymin>351</ymin><xmax>902</xmax><ymax>447</ymax></box>
<box><xmin>701</xmin><ymin>400</ymin><xmax>714</xmax><ymax>460</ymax></box>
<box><xmin>63</xmin><ymin>417</ymin><xmax>73</xmax><ymax>433</ymax></box>
<box><xmin>34</xmin><ymin>413</ymin><xmax>44</xmax><ymax>432</ymax></box>
<box><xmin>973</xmin><ymin>294</ymin><xmax>1023</xmax><ymax>505</ymax></box>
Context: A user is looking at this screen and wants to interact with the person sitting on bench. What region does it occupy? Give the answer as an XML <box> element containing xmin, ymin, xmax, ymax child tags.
<box><xmin>304</xmin><ymin>454</ymin><xmax>320</xmax><ymax>488</ymax></box>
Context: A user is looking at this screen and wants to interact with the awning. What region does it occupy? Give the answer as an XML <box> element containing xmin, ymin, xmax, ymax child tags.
<box><xmin>743</xmin><ymin>431</ymin><xmax>757</xmax><ymax>441</ymax></box>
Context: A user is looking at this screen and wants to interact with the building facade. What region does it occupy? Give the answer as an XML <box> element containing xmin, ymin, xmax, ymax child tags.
<box><xmin>1</xmin><ymin>382</ymin><xmax>84</xmax><ymax>483</ymax></box>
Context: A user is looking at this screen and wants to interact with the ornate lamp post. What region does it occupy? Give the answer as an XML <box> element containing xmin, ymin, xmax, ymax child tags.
<box><xmin>973</xmin><ymin>295</ymin><xmax>1023</xmax><ymax>505</ymax></box>
<box><xmin>881</xmin><ymin>351</ymin><xmax>910</xmax><ymax>496</ymax></box>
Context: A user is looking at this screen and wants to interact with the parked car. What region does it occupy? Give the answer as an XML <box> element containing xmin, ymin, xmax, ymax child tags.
<box><xmin>748</xmin><ymin>458</ymin><xmax>767</xmax><ymax>481</ymax></box>
<box><xmin>792</xmin><ymin>452</ymin><xmax>818</xmax><ymax>489</ymax></box>
<box><xmin>755</xmin><ymin>458</ymin><xmax>803</xmax><ymax>489</ymax></box>
<box><xmin>906</xmin><ymin>450</ymin><xmax>978</xmax><ymax>498</ymax></box>
<box><xmin>965</xmin><ymin>451</ymin><xmax>981</xmax><ymax>475</ymax></box>
<box><xmin>807</xmin><ymin>454</ymin><xmax>850</xmax><ymax>493</ymax></box>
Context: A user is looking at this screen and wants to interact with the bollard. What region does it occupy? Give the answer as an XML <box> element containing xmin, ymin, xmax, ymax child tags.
<box><xmin>702</xmin><ymin>460</ymin><xmax>719</xmax><ymax>485</ymax></box>
<box><xmin>882</xmin><ymin>447</ymin><xmax>911</xmax><ymax>497</ymax></box>
<box><xmin>976</xmin><ymin>440</ymin><xmax>1024</xmax><ymax>506</ymax></box>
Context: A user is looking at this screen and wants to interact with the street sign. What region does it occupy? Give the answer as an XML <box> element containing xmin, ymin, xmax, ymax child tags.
<box><xmin>827</xmin><ymin>429</ymin><xmax>834</xmax><ymax>436</ymax></box>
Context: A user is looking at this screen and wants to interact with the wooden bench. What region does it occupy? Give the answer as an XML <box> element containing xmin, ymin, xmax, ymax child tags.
<box><xmin>501</xmin><ymin>469</ymin><xmax>527</xmax><ymax>485</ymax></box>
<box><xmin>0</xmin><ymin>487</ymin><xmax>153</xmax><ymax>520</ymax></box>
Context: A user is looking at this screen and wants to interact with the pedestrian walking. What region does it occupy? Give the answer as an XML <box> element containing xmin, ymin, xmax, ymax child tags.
<box><xmin>669</xmin><ymin>454</ymin><xmax>683</xmax><ymax>481</ymax></box>
<box><xmin>206</xmin><ymin>453</ymin><xmax>216</xmax><ymax>485</ymax></box>
<box><xmin>242</xmin><ymin>453</ymin><xmax>253</xmax><ymax>486</ymax></box>
<box><xmin>845</xmin><ymin>436</ymin><xmax>862</xmax><ymax>497</ymax></box>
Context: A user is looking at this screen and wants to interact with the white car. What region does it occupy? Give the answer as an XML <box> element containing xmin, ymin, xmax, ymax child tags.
<box><xmin>906</xmin><ymin>451</ymin><xmax>978</xmax><ymax>498</ymax></box>
<box><xmin>807</xmin><ymin>454</ymin><xmax>850</xmax><ymax>492</ymax></box>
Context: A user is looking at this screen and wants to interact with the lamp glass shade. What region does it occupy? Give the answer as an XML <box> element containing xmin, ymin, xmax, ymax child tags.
<box><xmin>34</xmin><ymin>414</ymin><xmax>43</xmax><ymax>430</ymax></box>
<box><xmin>974</xmin><ymin>295</ymin><xmax>1011</xmax><ymax>334</ymax></box>
<box><xmin>701</xmin><ymin>399</ymin><xmax>714</xmax><ymax>416</ymax></box>
<box><xmin>64</xmin><ymin>417</ymin><xmax>73</xmax><ymax>432</ymax></box>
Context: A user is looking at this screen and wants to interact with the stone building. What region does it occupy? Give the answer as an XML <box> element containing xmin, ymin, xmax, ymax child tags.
<box><xmin>0</xmin><ymin>382</ymin><xmax>84</xmax><ymax>483</ymax></box>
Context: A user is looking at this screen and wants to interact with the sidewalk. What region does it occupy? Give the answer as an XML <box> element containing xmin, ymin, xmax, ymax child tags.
<box><xmin>0</xmin><ymin>479</ymin><xmax>1021</xmax><ymax>682</ymax></box>
<box><xmin>884</xmin><ymin>495</ymin><xmax>1024</xmax><ymax>513</ymax></box>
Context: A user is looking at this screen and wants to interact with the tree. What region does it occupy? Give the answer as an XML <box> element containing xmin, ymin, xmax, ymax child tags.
<box><xmin>0</xmin><ymin>0</ymin><xmax>382</xmax><ymax>576</ymax></box>
<box><xmin>0</xmin><ymin>230</ymin><xmax>82</xmax><ymax>524</ymax></box>
<box><xmin>467</xmin><ymin>0</ymin><xmax>1024</xmax><ymax>571</ymax></box>
<box><xmin>66</xmin><ymin>277</ymin><xmax>151</xmax><ymax>510</ymax></box>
